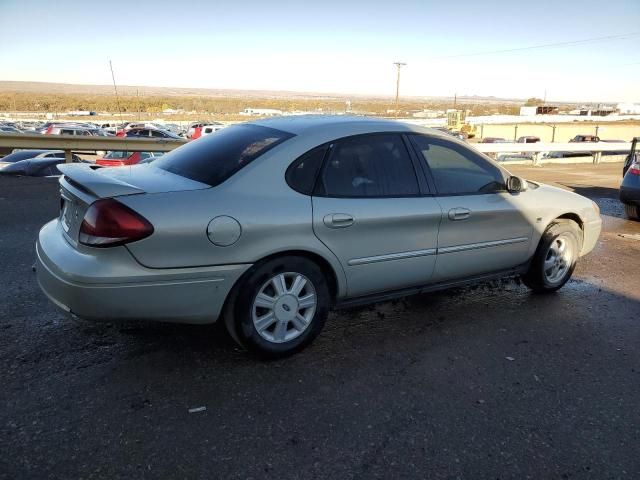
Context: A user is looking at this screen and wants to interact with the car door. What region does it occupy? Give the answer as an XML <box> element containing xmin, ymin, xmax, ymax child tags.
<box><xmin>409</xmin><ymin>134</ymin><xmax>533</xmax><ymax>282</ymax></box>
<box><xmin>312</xmin><ymin>133</ymin><xmax>442</xmax><ymax>298</ymax></box>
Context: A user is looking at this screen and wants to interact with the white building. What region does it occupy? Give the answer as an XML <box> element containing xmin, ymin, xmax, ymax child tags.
<box><xmin>617</xmin><ymin>103</ymin><xmax>640</xmax><ymax>115</ymax></box>
<box><xmin>519</xmin><ymin>106</ymin><xmax>537</xmax><ymax>116</ymax></box>
<box><xmin>240</xmin><ymin>108</ymin><xmax>283</xmax><ymax>117</ymax></box>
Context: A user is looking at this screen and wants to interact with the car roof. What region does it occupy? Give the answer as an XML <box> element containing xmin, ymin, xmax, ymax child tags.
<box><xmin>251</xmin><ymin>115</ymin><xmax>418</xmax><ymax>136</ymax></box>
<box><xmin>3</xmin><ymin>149</ymin><xmax>61</xmax><ymax>160</ymax></box>
<box><xmin>20</xmin><ymin>157</ymin><xmax>62</xmax><ymax>164</ymax></box>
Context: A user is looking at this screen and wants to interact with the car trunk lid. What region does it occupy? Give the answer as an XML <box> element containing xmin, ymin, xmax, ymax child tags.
<box><xmin>56</xmin><ymin>163</ymin><xmax>209</xmax><ymax>246</ymax></box>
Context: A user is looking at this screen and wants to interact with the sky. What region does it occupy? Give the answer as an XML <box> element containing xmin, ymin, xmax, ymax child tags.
<box><xmin>1</xmin><ymin>0</ymin><xmax>639</xmax><ymax>102</ymax></box>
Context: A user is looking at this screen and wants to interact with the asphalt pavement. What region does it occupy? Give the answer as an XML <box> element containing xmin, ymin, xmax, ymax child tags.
<box><xmin>1</xmin><ymin>162</ymin><xmax>639</xmax><ymax>479</ymax></box>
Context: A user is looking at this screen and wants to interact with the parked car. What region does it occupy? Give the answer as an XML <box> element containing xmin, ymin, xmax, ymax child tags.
<box><xmin>0</xmin><ymin>150</ymin><xmax>81</xmax><ymax>168</ymax></box>
<box><xmin>115</xmin><ymin>123</ymin><xmax>174</xmax><ymax>137</ymax></box>
<box><xmin>517</xmin><ymin>136</ymin><xmax>540</xmax><ymax>143</ymax></box>
<box><xmin>570</xmin><ymin>135</ymin><xmax>600</xmax><ymax>143</ymax></box>
<box><xmin>186</xmin><ymin>122</ymin><xmax>221</xmax><ymax>140</ymax></box>
<box><xmin>36</xmin><ymin>116</ymin><xmax>601</xmax><ymax>357</ymax></box>
<box><xmin>38</xmin><ymin>122</ymin><xmax>93</xmax><ymax>134</ymax></box>
<box><xmin>0</xmin><ymin>126</ymin><xmax>21</xmax><ymax>133</ymax></box>
<box><xmin>44</xmin><ymin>125</ymin><xmax>106</xmax><ymax>136</ymax></box>
<box><xmin>480</xmin><ymin>137</ymin><xmax>508</xmax><ymax>143</ymax></box>
<box><xmin>0</xmin><ymin>157</ymin><xmax>87</xmax><ymax>177</ymax></box>
<box><xmin>125</xmin><ymin>128</ymin><xmax>183</xmax><ymax>139</ymax></box>
<box><xmin>542</xmin><ymin>151</ymin><xmax>589</xmax><ymax>159</ymax></box>
<box><xmin>96</xmin><ymin>151</ymin><xmax>165</xmax><ymax>167</ymax></box>
<box><xmin>200</xmin><ymin>123</ymin><xmax>225</xmax><ymax>138</ymax></box>
<box><xmin>620</xmin><ymin>137</ymin><xmax>640</xmax><ymax>220</ymax></box>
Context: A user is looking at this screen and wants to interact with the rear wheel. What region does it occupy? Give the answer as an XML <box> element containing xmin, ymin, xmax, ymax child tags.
<box><xmin>522</xmin><ymin>220</ymin><xmax>581</xmax><ymax>293</ymax></box>
<box><xmin>228</xmin><ymin>256</ymin><xmax>330</xmax><ymax>358</ymax></box>
<box><xmin>624</xmin><ymin>203</ymin><xmax>640</xmax><ymax>221</ymax></box>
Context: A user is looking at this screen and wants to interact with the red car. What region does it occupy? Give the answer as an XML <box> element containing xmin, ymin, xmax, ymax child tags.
<box><xmin>96</xmin><ymin>151</ymin><xmax>163</xmax><ymax>167</ymax></box>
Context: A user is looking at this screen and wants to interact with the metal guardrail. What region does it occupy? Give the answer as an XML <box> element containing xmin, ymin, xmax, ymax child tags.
<box><xmin>0</xmin><ymin>133</ymin><xmax>631</xmax><ymax>166</ymax></box>
<box><xmin>473</xmin><ymin>141</ymin><xmax>631</xmax><ymax>165</ymax></box>
<box><xmin>0</xmin><ymin>133</ymin><xmax>187</xmax><ymax>162</ymax></box>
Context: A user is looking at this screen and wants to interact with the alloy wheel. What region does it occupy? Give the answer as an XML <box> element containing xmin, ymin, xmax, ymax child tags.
<box><xmin>543</xmin><ymin>235</ymin><xmax>574</xmax><ymax>284</ymax></box>
<box><xmin>251</xmin><ymin>272</ymin><xmax>317</xmax><ymax>344</ymax></box>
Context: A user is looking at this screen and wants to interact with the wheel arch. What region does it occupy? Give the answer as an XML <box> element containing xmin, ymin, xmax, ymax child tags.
<box><xmin>554</xmin><ymin>212</ymin><xmax>584</xmax><ymax>231</ymax></box>
<box><xmin>551</xmin><ymin>213</ymin><xmax>584</xmax><ymax>246</ymax></box>
<box><xmin>223</xmin><ymin>249</ymin><xmax>342</xmax><ymax>316</ymax></box>
<box><xmin>256</xmin><ymin>250</ymin><xmax>341</xmax><ymax>303</ymax></box>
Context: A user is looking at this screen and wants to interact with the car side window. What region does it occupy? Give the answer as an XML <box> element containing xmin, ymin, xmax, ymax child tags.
<box><xmin>318</xmin><ymin>134</ymin><xmax>420</xmax><ymax>198</ymax></box>
<box><xmin>286</xmin><ymin>145</ymin><xmax>327</xmax><ymax>195</ymax></box>
<box><xmin>411</xmin><ymin>135</ymin><xmax>506</xmax><ymax>195</ymax></box>
<box><xmin>151</xmin><ymin>130</ymin><xmax>165</xmax><ymax>138</ymax></box>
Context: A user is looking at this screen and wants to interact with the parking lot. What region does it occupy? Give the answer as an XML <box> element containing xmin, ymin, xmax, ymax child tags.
<box><xmin>1</xmin><ymin>162</ymin><xmax>639</xmax><ymax>479</ymax></box>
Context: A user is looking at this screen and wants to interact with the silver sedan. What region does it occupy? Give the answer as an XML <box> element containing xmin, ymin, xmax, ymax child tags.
<box><xmin>36</xmin><ymin>116</ymin><xmax>602</xmax><ymax>357</ymax></box>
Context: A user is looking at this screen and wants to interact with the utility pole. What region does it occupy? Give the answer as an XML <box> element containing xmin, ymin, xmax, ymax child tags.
<box><xmin>136</xmin><ymin>89</ymin><xmax>141</xmax><ymax>121</ymax></box>
<box><xmin>393</xmin><ymin>62</ymin><xmax>406</xmax><ymax>118</ymax></box>
<box><xmin>109</xmin><ymin>60</ymin><xmax>123</xmax><ymax>126</ymax></box>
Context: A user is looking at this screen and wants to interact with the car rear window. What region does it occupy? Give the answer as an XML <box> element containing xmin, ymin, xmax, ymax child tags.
<box><xmin>104</xmin><ymin>151</ymin><xmax>132</xmax><ymax>159</ymax></box>
<box><xmin>155</xmin><ymin>124</ymin><xmax>294</xmax><ymax>186</ymax></box>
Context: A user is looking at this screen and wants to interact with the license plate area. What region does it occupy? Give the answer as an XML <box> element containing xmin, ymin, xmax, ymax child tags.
<box><xmin>60</xmin><ymin>197</ymin><xmax>73</xmax><ymax>233</ymax></box>
<box><xmin>59</xmin><ymin>188</ymin><xmax>84</xmax><ymax>237</ymax></box>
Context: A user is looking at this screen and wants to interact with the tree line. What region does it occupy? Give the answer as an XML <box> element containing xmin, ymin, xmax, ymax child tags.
<box><xmin>0</xmin><ymin>92</ymin><xmax>521</xmax><ymax>117</ymax></box>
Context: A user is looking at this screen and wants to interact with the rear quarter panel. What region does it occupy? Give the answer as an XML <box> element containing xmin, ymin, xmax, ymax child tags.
<box><xmin>120</xmin><ymin>140</ymin><xmax>349</xmax><ymax>296</ymax></box>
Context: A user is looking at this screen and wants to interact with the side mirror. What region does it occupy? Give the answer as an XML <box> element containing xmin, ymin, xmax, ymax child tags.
<box><xmin>507</xmin><ymin>176</ymin><xmax>528</xmax><ymax>193</ymax></box>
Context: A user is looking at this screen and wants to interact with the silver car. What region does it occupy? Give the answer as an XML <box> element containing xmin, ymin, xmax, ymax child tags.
<box><xmin>36</xmin><ymin>116</ymin><xmax>602</xmax><ymax>357</ymax></box>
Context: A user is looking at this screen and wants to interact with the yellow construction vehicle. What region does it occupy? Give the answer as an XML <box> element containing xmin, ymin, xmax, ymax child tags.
<box><xmin>446</xmin><ymin>109</ymin><xmax>477</xmax><ymax>139</ymax></box>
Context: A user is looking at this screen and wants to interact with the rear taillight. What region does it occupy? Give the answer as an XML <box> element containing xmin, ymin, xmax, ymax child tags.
<box><xmin>79</xmin><ymin>199</ymin><xmax>153</xmax><ymax>247</ymax></box>
<box><xmin>45</xmin><ymin>126</ymin><xmax>53</xmax><ymax>134</ymax></box>
<box><xmin>629</xmin><ymin>162</ymin><xmax>640</xmax><ymax>176</ymax></box>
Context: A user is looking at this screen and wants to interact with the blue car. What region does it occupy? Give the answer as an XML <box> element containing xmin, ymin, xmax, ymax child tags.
<box><xmin>620</xmin><ymin>137</ymin><xmax>640</xmax><ymax>220</ymax></box>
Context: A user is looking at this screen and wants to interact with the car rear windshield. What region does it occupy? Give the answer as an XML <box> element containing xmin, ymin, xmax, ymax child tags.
<box><xmin>154</xmin><ymin>124</ymin><xmax>294</xmax><ymax>186</ymax></box>
<box><xmin>104</xmin><ymin>151</ymin><xmax>132</xmax><ymax>159</ymax></box>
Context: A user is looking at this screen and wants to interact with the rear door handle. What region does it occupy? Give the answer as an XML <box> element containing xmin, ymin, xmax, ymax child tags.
<box><xmin>323</xmin><ymin>213</ymin><xmax>354</xmax><ymax>228</ymax></box>
<box><xmin>448</xmin><ymin>207</ymin><xmax>471</xmax><ymax>221</ymax></box>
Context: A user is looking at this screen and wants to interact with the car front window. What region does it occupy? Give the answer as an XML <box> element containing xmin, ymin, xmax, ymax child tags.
<box><xmin>411</xmin><ymin>135</ymin><xmax>506</xmax><ymax>195</ymax></box>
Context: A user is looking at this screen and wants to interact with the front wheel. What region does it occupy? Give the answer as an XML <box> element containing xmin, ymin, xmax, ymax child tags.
<box><xmin>229</xmin><ymin>256</ymin><xmax>330</xmax><ymax>358</ymax></box>
<box><xmin>522</xmin><ymin>220</ymin><xmax>581</xmax><ymax>293</ymax></box>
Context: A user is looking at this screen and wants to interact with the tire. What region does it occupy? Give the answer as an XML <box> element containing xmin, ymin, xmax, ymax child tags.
<box><xmin>522</xmin><ymin>220</ymin><xmax>582</xmax><ymax>293</ymax></box>
<box><xmin>228</xmin><ymin>256</ymin><xmax>330</xmax><ymax>358</ymax></box>
<box><xmin>624</xmin><ymin>203</ymin><xmax>640</xmax><ymax>221</ymax></box>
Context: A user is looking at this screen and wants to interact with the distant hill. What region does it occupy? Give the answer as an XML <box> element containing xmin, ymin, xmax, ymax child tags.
<box><xmin>0</xmin><ymin>80</ymin><xmax>529</xmax><ymax>104</ymax></box>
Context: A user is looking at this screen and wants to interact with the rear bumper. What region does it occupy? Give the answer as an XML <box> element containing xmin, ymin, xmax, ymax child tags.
<box><xmin>580</xmin><ymin>217</ymin><xmax>602</xmax><ymax>257</ymax></box>
<box><xmin>36</xmin><ymin>220</ymin><xmax>251</xmax><ymax>324</ymax></box>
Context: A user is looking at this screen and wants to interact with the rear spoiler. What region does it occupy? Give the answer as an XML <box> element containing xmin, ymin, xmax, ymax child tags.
<box><xmin>57</xmin><ymin>164</ymin><xmax>145</xmax><ymax>198</ymax></box>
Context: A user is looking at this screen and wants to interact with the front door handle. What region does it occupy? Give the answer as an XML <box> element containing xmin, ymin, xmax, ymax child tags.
<box><xmin>323</xmin><ymin>213</ymin><xmax>354</xmax><ymax>229</ymax></box>
<box><xmin>448</xmin><ymin>207</ymin><xmax>471</xmax><ymax>221</ymax></box>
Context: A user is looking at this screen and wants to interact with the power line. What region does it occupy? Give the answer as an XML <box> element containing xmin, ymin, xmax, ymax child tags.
<box><xmin>437</xmin><ymin>32</ymin><xmax>640</xmax><ymax>59</ymax></box>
